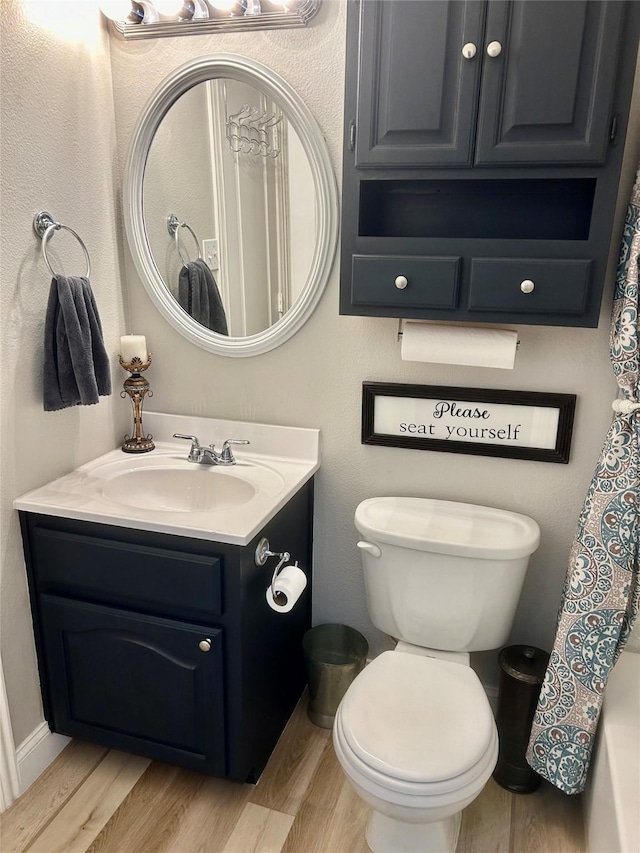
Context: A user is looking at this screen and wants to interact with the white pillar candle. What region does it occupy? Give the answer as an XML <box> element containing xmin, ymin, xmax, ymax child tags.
<box><xmin>120</xmin><ymin>335</ymin><xmax>148</xmax><ymax>363</ymax></box>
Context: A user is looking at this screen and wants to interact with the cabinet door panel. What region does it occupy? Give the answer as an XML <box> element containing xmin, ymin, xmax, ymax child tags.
<box><xmin>356</xmin><ymin>0</ymin><xmax>484</xmax><ymax>167</ymax></box>
<box><xmin>40</xmin><ymin>595</ymin><xmax>225</xmax><ymax>775</ymax></box>
<box><xmin>475</xmin><ymin>0</ymin><xmax>624</xmax><ymax>165</ymax></box>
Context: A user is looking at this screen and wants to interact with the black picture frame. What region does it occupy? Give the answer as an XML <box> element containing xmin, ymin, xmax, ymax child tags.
<box><xmin>362</xmin><ymin>382</ymin><xmax>576</xmax><ymax>463</ymax></box>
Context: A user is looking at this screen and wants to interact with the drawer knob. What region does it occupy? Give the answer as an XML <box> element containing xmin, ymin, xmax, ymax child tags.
<box><xmin>461</xmin><ymin>43</ymin><xmax>477</xmax><ymax>60</ymax></box>
<box><xmin>395</xmin><ymin>275</ymin><xmax>408</xmax><ymax>290</ymax></box>
<box><xmin>520</xmin><ymin>279</ymin><xmax>535</xmax><ymax>294</ymax></box>
<box><xmin>199</xmin><ymin>638</ymin><xmax>212</xmax><ymax>652</ymax></box>
<box><xmin>486</xmin><ymin>40</ymin><xmax>502</xmax><ymax>58</ymax></box>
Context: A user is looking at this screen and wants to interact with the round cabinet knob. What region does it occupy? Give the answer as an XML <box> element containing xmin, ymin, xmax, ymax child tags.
<box><xmin>520</xmin><ymin>279</ymin><xmax>535</xmax><ymax>294</ymax></box>
<box><xmin>486</xmin><ymin>40</ymin><xmax>502</xmax><ymax>57</ymax></box>
<box><xmin>461</xmin><ymin>42</ymin><xmax>477</xmax><ymax>59</ymax></box>
<box><xmin>198</xmin><ymin>638</ymin><xmax>212</xmax><ymax>652</ymax></box>
<box><xmin>395</xmin><ymin>275</ymin><xmax>408</xmax><ymax>290</ymax></box>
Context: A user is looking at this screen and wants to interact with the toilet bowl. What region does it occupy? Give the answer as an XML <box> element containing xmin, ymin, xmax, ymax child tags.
<box><xmin>333</xmin><ymin>650</ymin><xmax>499</xmax><ymax>853</ymax></box>
<box><xmin>333</xmin><ymin>497</ymin><xmax>540</xmax><ymax>853</ymax></box>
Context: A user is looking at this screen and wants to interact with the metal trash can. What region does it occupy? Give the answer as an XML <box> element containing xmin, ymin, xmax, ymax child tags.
<box><xmin>493</xmin><ymin>644</ymin><xmax>550</xmax><ymax>793</ymax></box>
<box><xmin>302</xmin><ymin>623</ymin><xmax>368</xmax><ymax>728</ymax></box>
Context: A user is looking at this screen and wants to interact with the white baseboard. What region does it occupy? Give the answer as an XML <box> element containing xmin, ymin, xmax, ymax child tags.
<box><xmin>16</xmin><ymin>722</ymin><xmax>70</xmax><ymax>795</ymax></box>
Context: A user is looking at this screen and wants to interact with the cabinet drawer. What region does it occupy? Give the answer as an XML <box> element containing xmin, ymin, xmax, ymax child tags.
<box><xmin>468</xmin><ymin>258</ymin><xmax>591</xmax><ymax>315</ymax></box>
<box><xmin>352</xmin><ymin>254</ymin><xmax>460</xmax><ymax>309</ymax></box>
<box><xmin>31</xmin><ymin>526</ymin><xmax>222</xmax><ymax>621</ymax></box>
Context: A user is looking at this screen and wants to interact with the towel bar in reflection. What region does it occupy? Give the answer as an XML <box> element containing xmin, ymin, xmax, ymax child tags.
<box><xmin>167</xmin><ymin>213</ymin><xmax>202</xmax><ymax>269</ymax></box>
<box><xmin>33</xmin><ymin>210</ymin><xmax>91</xmax><ymax>278</ymax></box>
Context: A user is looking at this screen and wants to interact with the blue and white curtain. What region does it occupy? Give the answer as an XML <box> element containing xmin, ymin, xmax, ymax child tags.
<box><xmin>526</xmin><ymin>169</ymin><xmax>640</xmax><ymax>795</ymax></box>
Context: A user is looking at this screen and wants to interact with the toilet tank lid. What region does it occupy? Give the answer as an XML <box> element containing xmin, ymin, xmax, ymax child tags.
<box><xmin>355</xmin><ymin>497</ymin><xmax>540</xmax><ymax>560</ymax></box>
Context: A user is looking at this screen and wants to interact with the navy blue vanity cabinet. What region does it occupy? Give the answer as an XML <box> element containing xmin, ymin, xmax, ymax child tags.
<box><xmin>340</xmin><ymin>0</ymin><xmax>640</xmax><ymax>327</ymax></box>
<box><xmin>19</xmin><ymin>480</ymin><xmax>313</xmax><ymax>783</ymax></box>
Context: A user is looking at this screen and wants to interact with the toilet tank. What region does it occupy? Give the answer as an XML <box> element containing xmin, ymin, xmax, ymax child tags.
<box><xmin>355</xmin><ymin>497</ymin><xmax>540</xmax><ymax>652</ymax></box>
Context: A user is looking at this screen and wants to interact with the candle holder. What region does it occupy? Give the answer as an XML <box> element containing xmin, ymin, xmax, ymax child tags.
<box><xmin>119</xmin><ymin>354</ymin><xmax>155</xmax><ymax>453</ymax></box>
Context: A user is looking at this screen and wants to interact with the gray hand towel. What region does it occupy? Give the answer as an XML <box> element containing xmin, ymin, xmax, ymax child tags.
<box><xmin>178</xmin><ymin>259</ymin><xmax>228</xmax><ymax>335</ymax></box>
<box><xmin>43</xmin><ymin>275</ymin><xmax>112</xmax><ymax>411</ymax></box>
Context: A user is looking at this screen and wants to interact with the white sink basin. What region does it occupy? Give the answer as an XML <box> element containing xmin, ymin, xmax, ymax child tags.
<box><xmin>14</xmin><ymin>413</ymin><xmax>320</xmax><ymax>545</ymax></box>
<box><xmin>103</xmin><ymin>466</ymin><xmax>262</xmax><ymax>512</ymax></box>
<box><xmin>100</xmin><ymin>453</ymin><xmax>285</xmax><ymax>513</ymax></box>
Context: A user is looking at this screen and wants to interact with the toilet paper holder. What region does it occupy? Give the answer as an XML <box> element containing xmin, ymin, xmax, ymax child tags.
<box><xmin>254</xmin><ymin>537</ymin><xmax>293</xmax><ymax>596</ymax></box>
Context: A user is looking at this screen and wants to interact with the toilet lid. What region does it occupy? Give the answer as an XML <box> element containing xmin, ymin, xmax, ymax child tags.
<box><xmin>340</xmin><ymin>651</ymin><xmax>495</xmax><ymax>784</ymax></box>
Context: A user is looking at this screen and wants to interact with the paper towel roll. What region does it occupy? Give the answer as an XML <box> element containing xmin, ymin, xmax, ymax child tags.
<box><xmin>400</xmin><ymin>322</ymin><xmax>518</xmax><ymax>369</ymax></box>
<box><xmin>266</xmin><ymin>565</ymin><xmax>307</xmax><ymax>613</ymax></box>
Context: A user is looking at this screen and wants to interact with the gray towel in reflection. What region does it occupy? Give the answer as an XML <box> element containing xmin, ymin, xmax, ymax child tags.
<box><xmin>43</xmin><ymin>275</ymin><xmax>112</xmax><ymax>411</ymax></box>
<box><xmin>178</xmin><ymin>259</ymin><xmax>228</xmax><ymax>335</ymax></box>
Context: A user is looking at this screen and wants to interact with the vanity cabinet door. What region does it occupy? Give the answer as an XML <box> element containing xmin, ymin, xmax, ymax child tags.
<box><xmin>475</xmin><ymin>1</ymin><xmax>625</xmax><ymax>165</ymax></box>
<box><xmin>354</xmin><ymin>0</ymin><xmax>484</xmax><ymax>167</ymax></box>
<box><xmin>39</xmin><ymin>595</ymin><xmax>226</xmax><ymax>776</ymax></box>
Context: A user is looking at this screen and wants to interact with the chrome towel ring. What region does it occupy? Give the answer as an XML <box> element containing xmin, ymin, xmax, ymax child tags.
<box><xmin>167</xmin><ymin>213</ymin><xmax>203</xmax><ymax>269</ymax></box>
<box><xmin>33</xmin><ymin>211</ymin><xmax>91</xmax><ymax>279</ymax></box>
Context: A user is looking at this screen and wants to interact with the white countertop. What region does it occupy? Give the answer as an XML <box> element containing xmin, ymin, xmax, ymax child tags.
<box><xmin>14</xmin><ymin>413</ymin><xmax>320</xmax><ymax>546</ymax></box>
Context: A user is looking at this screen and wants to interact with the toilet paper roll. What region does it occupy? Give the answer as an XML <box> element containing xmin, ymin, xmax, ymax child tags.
<box><xmin>266</xmin><ymin>565</ymin><xmax>307</xmax><ymax>613</ymax></box>
<box><xmin>400</xmin><ymin>322</ymin><xmax>518</xmax><ymax>369</ymax></box>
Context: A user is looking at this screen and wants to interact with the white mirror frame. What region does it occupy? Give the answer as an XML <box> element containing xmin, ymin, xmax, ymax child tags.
<box><xmin>124</xmin><ymin>54</ymin><xmax>339</xmax><ymax>357</ymax></box>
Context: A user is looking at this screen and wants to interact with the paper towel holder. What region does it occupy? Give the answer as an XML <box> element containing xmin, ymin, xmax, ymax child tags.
<box><xmin>396</xmin><ymin>319</ymin><xmax>521</xmax><ymax>348</ymax></box>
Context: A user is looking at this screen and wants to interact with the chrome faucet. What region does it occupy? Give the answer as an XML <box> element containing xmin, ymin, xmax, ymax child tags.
<box><xmin>173</xmin><ymin>434</ymin><xmax>250</xmax><ymax>466</ymax></box>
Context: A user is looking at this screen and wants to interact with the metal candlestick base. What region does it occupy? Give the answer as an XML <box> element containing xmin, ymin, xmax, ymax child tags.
<box><xmin>119</xmin><ymin>354</ymin><xmax>155</xmax><ymax>453</ymax></box>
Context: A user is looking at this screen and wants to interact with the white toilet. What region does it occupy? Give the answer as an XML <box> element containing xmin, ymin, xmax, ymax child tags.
<box><xmin>333</xmin><ymin>497</ymin><xmax>540</xmax><ymax>853</ymax></box>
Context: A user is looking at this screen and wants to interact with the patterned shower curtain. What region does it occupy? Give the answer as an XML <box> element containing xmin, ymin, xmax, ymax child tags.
<box><xmin>526</xmin><ymin>169</ymin><xmax>640</xmax><ymax>796</ymax></box>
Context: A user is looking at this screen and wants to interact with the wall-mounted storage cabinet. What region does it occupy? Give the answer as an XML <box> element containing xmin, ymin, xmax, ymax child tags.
<box><xmin>340</xmin><ymin>0</ymin><xmax>640</xmax><ymax>327</ymax></box>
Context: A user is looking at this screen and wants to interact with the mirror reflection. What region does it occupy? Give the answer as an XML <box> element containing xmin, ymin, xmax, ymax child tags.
<box><xmin>143</xmin><ymin>78</ymin><xmax>316</xmax><ymax>338</ymax></box>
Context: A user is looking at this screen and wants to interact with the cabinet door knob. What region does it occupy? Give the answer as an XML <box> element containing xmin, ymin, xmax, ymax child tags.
<box><xmin>199</xmin><ymin>638</ymin><xmax>212</xmax><ymax>652</ymax></box>
<box><xmin>520</xmin><ymin>279</ymin><xmax>535</xmax><ymax>294</ymax></box>
<box><xmin>395</xmin><ymin>275</ymin><xmax>408</xmax><ymax>290</ymax></box>
<box><xmin>461</xmin><ymin>43</ymin><xmax>477</xmax><ymax>60</ymax></box>
<box><xmin>486</xmin><ymin>40</ymin><xmax>502</xmax><ymax>58</ymax></box>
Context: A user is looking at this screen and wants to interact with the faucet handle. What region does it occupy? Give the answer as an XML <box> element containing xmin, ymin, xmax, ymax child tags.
<box><xmin>220</xmin><ymin>438</ymin><xmax>250</xmax><ymax>463</ymax></box>
<box><xmin>173</xmin><ymin>433</ymin><xmax>201</xmax><ymax>448</ymax></box>
<box><xmin>173</xmin><ymin>434</ymin><xmax>203</xmax><ymax>460</ymax></box>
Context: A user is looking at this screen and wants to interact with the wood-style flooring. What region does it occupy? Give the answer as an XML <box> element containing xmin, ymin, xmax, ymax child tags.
<box><xmin>1</xmin><ymin>697</ymin><xmax>586</xmax><ymax>853</ymax></box>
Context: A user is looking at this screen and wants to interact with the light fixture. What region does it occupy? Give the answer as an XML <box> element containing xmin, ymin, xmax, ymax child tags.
<box><xmin>152</xmin><ymin>0</ymin><xmax>209</xmax><ymax>18</ymax></box>
<box><xmin>152</xmin><ymin>0</ymin><xmax>185</xmax><ymax>14</ymax></box>
<box><xmin>100</xmin><ymin>0</ymin><xmax>159</xmax><ymax>23</ymax></box>
<box><xmin>102</xmin><ymin>0</ymin><xmax>320</xmax><ymax>37</ymax></box>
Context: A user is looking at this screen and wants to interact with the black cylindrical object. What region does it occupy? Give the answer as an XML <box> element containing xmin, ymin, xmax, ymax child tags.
<box><xmin>493</xmin><ymin>644</ymin><xmax>550</xmax><ymax>793</ymax></box>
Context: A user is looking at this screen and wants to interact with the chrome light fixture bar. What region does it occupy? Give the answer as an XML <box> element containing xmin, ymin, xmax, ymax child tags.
<box><xmin>106</xmin><ymin>0</ymin><xmax>320</xmax><ymax>39</ymax></box>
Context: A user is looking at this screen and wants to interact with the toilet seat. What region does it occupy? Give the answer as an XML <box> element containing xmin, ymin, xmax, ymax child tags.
<box><xmin>337</xmin><ymin>651</ymin><xmax>497</xmax><ymax>798</ymax></box>
<box><xmin>334</xmin><ymin>708</ymin><xmax>498</xmax><ymax>810</ymax></box>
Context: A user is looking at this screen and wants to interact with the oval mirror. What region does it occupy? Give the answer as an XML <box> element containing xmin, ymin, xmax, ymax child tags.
<box><xmin>124</xmin><ymin>55</ymin><xmax>339</xmax><ymax>357</ymax></box>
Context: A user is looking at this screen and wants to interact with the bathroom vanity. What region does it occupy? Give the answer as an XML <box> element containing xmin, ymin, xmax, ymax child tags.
<box><xmin>339</xmin><ymin>0</ymin><xmax>640</xmax><ymax>327</ymax></box>
<box><xmin>15</xmin><ymin>414</ymin><xmax>319</xmax><ymax>783</ymax></box>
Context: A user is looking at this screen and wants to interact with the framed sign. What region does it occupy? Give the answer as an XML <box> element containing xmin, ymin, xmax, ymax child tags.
<box><xmin>362</xmin><ymin>382</ymin><xmax>576</xmax><ymax>463</ymax></box>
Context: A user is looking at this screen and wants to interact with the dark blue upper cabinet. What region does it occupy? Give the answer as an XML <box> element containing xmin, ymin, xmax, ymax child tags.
<box><xmin>355</xmin><ymin>0</ymin><xmax>625</xmax><ymax>169</ymax></box>
<box><xmin>355</xmin><ymin>1</ymin><xmax>484</xmax><ymax>167</ymax></box>
<box><xmin>341</xmin><ymin>0</ymin><xmax>640</xmax><ymax>327</ymax></box>
<box><xmin>475</xmin><ymin>1</ymin><xmax>625</xmax><ymax>165</ymax></box>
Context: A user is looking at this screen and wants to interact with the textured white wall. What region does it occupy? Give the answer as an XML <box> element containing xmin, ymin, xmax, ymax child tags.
<box><xmin>0</xmin><ymin>1</ymin><xmax>127</xmax><ymax>744</ymax></box>
<box><xmin>109</xmin><ymin>3</ymin><xmax>640</xmax><ymax>685</ymax></box>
